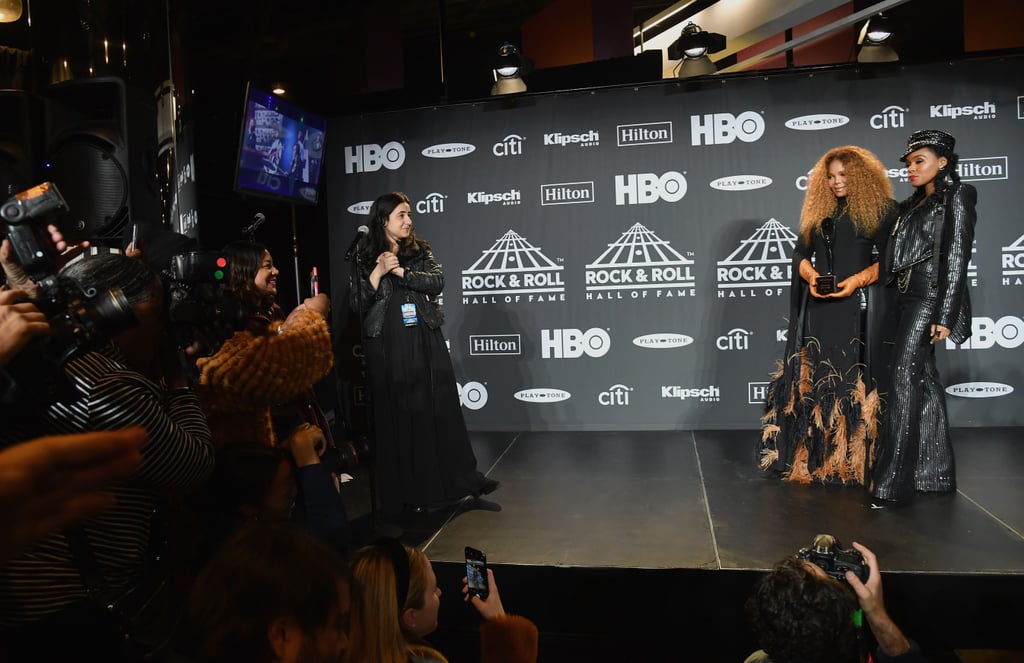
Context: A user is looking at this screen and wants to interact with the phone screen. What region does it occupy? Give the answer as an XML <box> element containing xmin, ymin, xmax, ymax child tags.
<box><xmin>464</xmin><ymin>546</ymin><xmax>488</xmax><ymax>599</ymax></box>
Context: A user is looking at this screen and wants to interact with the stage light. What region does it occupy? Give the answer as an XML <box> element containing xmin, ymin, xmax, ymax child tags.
<box><xmin>857</xmin><ymin>13</ymin><xmax>898</xmax><ymax>63</ymax></box>
<box><xmin>491</xmin><ymin>42</ymin><xmax>526</xmax><ymax>96</ymax></box>
<box><xmin>668</xmin><ymin>22</ymin><xmax>725</xmax><ymax>79</ymax></box>
<box><xmin>271</xmin><ymin>84</ymin><xmax>286</xmax><ymax>96</ymax></box>
<box><xmin>0</xmin><ymin>0</ymin><xmax>23</xmax><ymax>22</ymax></box>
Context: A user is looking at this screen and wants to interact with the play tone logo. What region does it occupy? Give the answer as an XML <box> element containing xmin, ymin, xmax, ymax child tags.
<box><xmin>710</xmin><ymin>175</ymin><xmax>772</xmax><ymax>191</ymax></box>
<box><xmin>784</xmin><ymin>114</ymin><xmax>849</xmax><ymax>131</ymax></box>
<box><xmin>421</xmin><ymin>142</ymin><xmax>476</xmax><ymax>158</ymax></box>
<box><xmin>717</xmin><ymin>218</ymin><xmax>797</xmax><ymax>298</ymax></box>
<box><xmin>461</xmin><ymin>229</ymin><xmax>566</xmax><ymax>304</ymax></box>
<box><xmin>585</xmin><ymin>223</ymin><xmax>696</xmax><ymax>300</ymax></box>
<box><xmin>514</xmin><ymin>388</ymin><xmax>571</xmax><ymax>403</ymax></box>
<box><xmin>347</xmin><ymin>200</ymin><xmax>373</xmax><ymax>215</ymax></box>
<box><xmin>945</xmin><ymin>382</ymin><xmax>1013</xmax><ymax>398</ymax></box>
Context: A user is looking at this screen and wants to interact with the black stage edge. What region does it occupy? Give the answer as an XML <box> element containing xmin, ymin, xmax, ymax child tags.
<box><xmin>343</xmin><ymin>428</ymin><xmax>1024</xmax><ymax>661</ymax></box>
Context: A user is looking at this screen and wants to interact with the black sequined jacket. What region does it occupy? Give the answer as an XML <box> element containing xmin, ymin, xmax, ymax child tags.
<box><xmin>350</xmin><ymin>241</ymin><xmax>445</xmax><ymax>338</ymax></box>
<box><xmin>885</xmin><ymin>181</ymin><xmax>977</xmax><ymax>343</ymax></box>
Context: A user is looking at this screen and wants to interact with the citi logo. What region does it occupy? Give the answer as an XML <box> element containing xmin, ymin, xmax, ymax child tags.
<box><xmin>421</xmin><ymin>142</ymin><xmax>476</xmax><ymax>158</ymax></box>
<box><xmin>870</xmin><ymin>105</ymin><xmax>908</xmax><ymax>129</ymax></box>
<box><xmin>614</xmin><ymin>171</ymin><xmax>687</xmax><ymax>205</ymax></box>
<box><xmin>958</xmin><ymin>157</ymin><xmax>1008</xmax><ymax>182</ymax></box>
<box><xmin>415</xmin><ymin>192</ymin><xmax>446</xmax><ymax>214</ymax></box>
<box><xmin>945</xmin><ymin>382</ymin><xmax>1014</xmax><ymax>398</ymax></box>
<box><xmin>469</xmin><ymin>334</ymin><xmax>521</xmax><ymax>356</ymax></box>
<box><xmin>492</xmin><ymin>134</ymin><xmax>524</xmax><ymax>157</ymax></box>
<box><xmin>617</xmin><ymin>122</ymin><xmax>673</xmax><ymax>146</ymax></box>
<box><xmin>691</xmin><ymin>111</ymin><xmax>765</xmax><ymax>145</ymax></box>
<box><xmin>514</xmin><ymin>388</ymin><xmax>571</xmax><ymax>403</ymax></box>
<box><xmin>467</xmin><ymin>189</ymin><xmax>521</xmax><ymax>206</ymax></box>
<box><xmin>543</xmin><ymin>130</ymin><xmax>599</xmax><ymax>147</ymax></box>
<box><xmin>710</xmin><ymin>175</ymin><xmax>772</xmax><ymax>191</ymax></box>
<box><xmin>661</xmin><ymin>385</ymin><xmax>721</xmax><ymax>401</ymax></box>
<box><xmin>343</xmin><ymin>142</ymin><xmax>405</xmax><ymax>174</ymax></box>
<box><xmin>457</xmin><ymin>381</ymin><xmax>489</xmax><ymax>410</ymax></box>
<box><xmin>598</xmin><ymin>384</ymin><xmax>632</xmax><ymax>406</ymax></box>
<box><xmin>949</xmin><ymin>316</ymin><xmax>1024</xmax><ymax>349</ymax></box>
<box><xmin>748</xmin><ymin>382</ymin><xmax>769</xmax><ymax>404</ymax></box>
<box><xmin>632</xmin><ymin>333</ymin><xmax>693</xmax><ymax>348</ymax></box>
<box><xmin>784</xmin><ymin>114</ymin><xmax>850</xmax><ymax>131</ymax></box>
<box><xmin>930</xmin><ymin>102</ymin><xmax>996</xmax><ymax>119</ymax></box>
<box><xmin>347</xmin><ymin>201</ymin><xmax>373</xmax><ymax>215</ymax></box>
<box><xmin>541</xmin><ymin>181</ymin><xmax>594</xmax><ymax>206</ymax></box>
<box><xmin>716</xmin><ymin>328</ymin><xmax>752</xmax><ymax>350</ymax></box>
<box><xmin>541</xmin><ymin>328</ymin><xmax>610</xmax><ymax>359</ymax></box>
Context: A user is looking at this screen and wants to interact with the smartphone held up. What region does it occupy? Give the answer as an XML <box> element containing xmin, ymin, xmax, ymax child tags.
<box><xmin>465</xmin><ymin>546</ymin><xmax>489</xmax><ymax>600</ymax></box>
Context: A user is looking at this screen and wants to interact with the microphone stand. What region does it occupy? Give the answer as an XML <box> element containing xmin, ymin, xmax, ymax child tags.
<box><xmin>349</xmin><ymin>250</ymin><xmax>380</xmax><ymax>530</ymax></box>
<box><xmin>291</xmin><ymin>204</ymin><xmax>301</xmax><ymax>305</ymax></box>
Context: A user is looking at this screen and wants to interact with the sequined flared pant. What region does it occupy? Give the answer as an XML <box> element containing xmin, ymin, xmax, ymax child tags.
<box><xmin>872</xmin><ymin>269</ymin><xmax>956</xmax><ymax>501</ymax></box>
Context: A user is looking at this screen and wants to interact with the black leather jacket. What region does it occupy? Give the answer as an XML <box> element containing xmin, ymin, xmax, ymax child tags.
<box><xmin>350</xmin><ymin>242</ymin><xmax>445</xmax><ymax>338</ymax></box>
<box><xmin>885</xmin><ymin>181</ymin><xmax>977</xmax><ymax>343</ymax></box>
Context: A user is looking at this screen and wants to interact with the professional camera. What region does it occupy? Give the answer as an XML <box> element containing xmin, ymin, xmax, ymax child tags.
<box><xmin>796</xmin><ymin>534</ymin><xmax>870</xmax><ymax>583</ymax></box>
<box><xmin>321</xmin><ymin>434</ymin><xmax>373</xmax><ymax>475</ymax></box>
<box><xmin>1</xmin><ymin>183</ymin><xmax>137</xmax><ymax>405</ymax></box>
<box><xmin>162</xmin><ymin>251</ymin><xmax>248</xmax><ymax>356</ymax></box>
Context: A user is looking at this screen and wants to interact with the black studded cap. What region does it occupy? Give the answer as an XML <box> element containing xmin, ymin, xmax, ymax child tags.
<box><xmin>900</xmin><ymin>129</ymin><xmax>956</xmax><ymax>162</ymax></box>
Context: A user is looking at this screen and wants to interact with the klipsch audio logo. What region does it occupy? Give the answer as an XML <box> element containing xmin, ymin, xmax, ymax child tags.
<box><xmin>541</xmin><ymin>328</ymin><xmax>610</xmax><ymax>359</ymax></box>
<box><xmin>585</xmin><ymin>223</ymin><xmax>696</xmax><ymax>300</ymax></box>
<box><xmin>514</xmin><ymin>388</ymin><xmax>571</xmax><ymax>403</ymax></box>
<box><xmin>1002</xmin><ymin>233</ymin><xmax>1024</xmax><ymax>286</ymax></box>
<box><xmin>343</xmin><ymin>142</ymin><xmax>405</xmax><ymax>173</ymax></box>
<box><xmin>457</xmin><ymin>381</ymin><xmax>489</xmax><ymax>410</ymax></box>
<box><xmin>469</xmin><ymin>334</ymin><xmax>521</xmax><ymax>356</ymax></box>
<box><xmin>748</xmin><ymin>382</ymin><xmax>769</xmax><ymax>404</ymax></box>
<box><xmin>870</xmin><ymin>105</ymin><xmax>908</xmax><ymax>129</ymax></box>
<box><xmin>948</xmin><ymin>316</ymin><xmax>1024</xmax><ymax>349</ymax></box>
<box><xmin>614</xmin><ymin>171</ymin><xmax>687</xmax><ymax>205</ymax></box>
<box><xmin>493</xmin><ymin>134</ymin><xmax>524</xmax><ymax>157</ymax></box>
<box><xmin>541</xmin><ymin>182</ymin><xmax>594</xmax><ymax>206</ymax></box>
<box><xmin>661</xmin><ymin>385</ymin><xmax>720</xmax><ymax>402</ymax></box>
<box><xmin>784</xmin><ymin>114</ymin><xmax>849</xmax><ymax>131</ymax></box>
<box><xmin>717</xmin><ymin>328</ymin><xmax>752</xmax><ymax>350</ymax></box>
<box><xmin>617</xmin><ymin>121</ymin><xmax>673</xmax><ymax>146</ymax></box>
<box><xmin>946</xmin><ymin>382</ymin><xmax>1013</xmax><ymax>398</ymax></box>
<box><xmin>467</xmin><ymin>188</ymin><xmax>522</xmax><ymax>206</ymax></box>
<box><xmin>691</xmin><ymin>111</ymin><xmax>765</xmax><ymax>145</ymax></box>
<box><xmin>598</xmin><ymin>384</ymin><xmax>633</xmax><ymax>406</ymax></box>
<box><xmin>958</xmin><ymin>157</ymin><xmax>1008</xmax><ymax>182</ymax></box>
<box><xmin>710</xmin><ymin>175</ymin><xmax>772</xmax><ymax>191</ymax></box>
<box><xmin>461</xmin><ymin>229</ymin><xmax>565</xmax><ymax>304</ymax></box>
<box><xmin>543</xmin><ymin>130</ymin><xmax>599</xmax><ymax>147</ymax></box>
<box><xmin>347</xmin><ymin>201</ymin><xmax>373</xmax><ymax>215</ymax></box>
<box><xmin>415</xmin><ymin>192</ymin><xmax>446</xmax><ymax>214</ymax></box>
<box><xmin>421</xmin><ymin>142</ymin><xmax>476</xmax><ymax>158</ymax></box>
<box><xmin>717</xmin><ymin>219</ymin><xmax>797</xmax><ymax>298</ymax></box>
<box><xmin>930</xmin><ymin>101</ymin><xmax>996</xmax><ymax>120</ymax></box>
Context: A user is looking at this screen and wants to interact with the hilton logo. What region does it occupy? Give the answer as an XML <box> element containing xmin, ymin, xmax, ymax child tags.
<box><xmin>541</xmin><ymin>182</ymin><xmax>594</xmax><ymax>206</ymax></box>
<box><xmin>617</xmin><ymin>122</ymin><xmax>673</xmax><ymax>147</ymax></box>
<box><xmin>958</xmin><ymin>157</ymin><xmax>1008</xmax><ymax>182</ymax></box>
<box><xmin>748</xmin><ymin>382</ymin><xmax>769</xmax><ymax>404</ymax></box>
<box><xmin>469</xmin><ymin>334</ymin><xmax>521</xmax><ymax>355</ymax></box>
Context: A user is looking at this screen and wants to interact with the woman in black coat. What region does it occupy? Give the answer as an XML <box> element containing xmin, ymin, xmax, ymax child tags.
<box><xmin>873</xmin><ymin>129</ymin><xmax>976</xmax><ymax>502</ymax></box>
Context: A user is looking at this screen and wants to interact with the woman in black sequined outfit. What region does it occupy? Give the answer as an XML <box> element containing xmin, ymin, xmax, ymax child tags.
<box><xmin>761</xmin><ymin>146</ymin><xmax>893</xmax><ymax>485</ymax></box>
<box><xmin>872</xmin><ymin>129</ymin><xmax>977</xmax><ymax>502</ymax></box>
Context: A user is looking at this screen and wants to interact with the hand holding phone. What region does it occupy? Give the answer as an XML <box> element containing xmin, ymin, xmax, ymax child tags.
<box><xmin>464</xmin><ymin>546</ymin><xmax>489</xmax><ymax>600</ymax></box>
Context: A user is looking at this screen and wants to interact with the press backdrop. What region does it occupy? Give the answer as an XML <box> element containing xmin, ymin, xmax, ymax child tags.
<box><xmin>326</xmin><ymin>57</ymin><xmax>1024</xmax><ymax>431</ymax></box>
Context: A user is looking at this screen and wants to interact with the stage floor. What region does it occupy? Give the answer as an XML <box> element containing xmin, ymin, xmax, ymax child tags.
<box><xmin>344</xmin><ymin>427</ymin><xmax>1024</xmax><ymax>660</ymax></box>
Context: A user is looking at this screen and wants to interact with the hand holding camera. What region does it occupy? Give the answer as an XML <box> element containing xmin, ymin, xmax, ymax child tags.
<box><xmin>795</xmin><ymin>533</ymin><xmax>870</xmax><ymax>583</ymax></box>
<box><xmin>463</xmin><ymin>546</ymin><xmax>507</xmax><ymax>620</ymax></box>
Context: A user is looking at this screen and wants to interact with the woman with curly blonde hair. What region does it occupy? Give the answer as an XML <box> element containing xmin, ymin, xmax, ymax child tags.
<box><xmin>761</xmin><ymin>146</ymin><xmax>894</xmax><ymax>485</ymax></box>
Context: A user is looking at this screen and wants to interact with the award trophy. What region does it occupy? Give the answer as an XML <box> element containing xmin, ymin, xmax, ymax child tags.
<box><xmin>816</xmin><ymin>217</ymin><xmax>837</xmax><ymax>295</ymax></box>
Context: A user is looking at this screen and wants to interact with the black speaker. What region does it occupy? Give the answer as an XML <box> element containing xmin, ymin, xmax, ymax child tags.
<box><xmin>0</xmin><ymin>90</ymin><xmax>38</xmax><ymax>200</ymax></box>
<box><xmin>43</xmin><ymin>77</ymin><xmax>133</xmax><ymax>242</ymax></box>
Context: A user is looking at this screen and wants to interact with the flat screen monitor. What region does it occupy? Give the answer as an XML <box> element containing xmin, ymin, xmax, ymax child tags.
<box><xmin>234</xmin><ymin>84</ymin><xmax>327</xmax><ymax>206</ymax></box>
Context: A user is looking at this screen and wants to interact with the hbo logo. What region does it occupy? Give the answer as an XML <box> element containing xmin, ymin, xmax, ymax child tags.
<box><xmin>457</xmin><ymin>381</ymin><xmax>488</xmax><ymax>410</ymax></box>
<box><xmin>614</xmin><ymin>171</ymin><xmax>686</xmax><ymax>205</ymax></box>
<box><xmin>344</xmin><ymin>142</ymin><xmax>405</xmax><ymax>174</ymax></box>
<box><xmin>955</xmin><ymin>316</ymin><xmax>1024</xmax><ymax>349</ymax></box>
<box><xmin>541</xmin><ymin>328</ymin><xmax>611</xmax><ymax>359</ymax></box>
<box><xmin>690</xmin><ymin>111</ymin><xmax>765</xmax><ymax>146</ymax></box>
